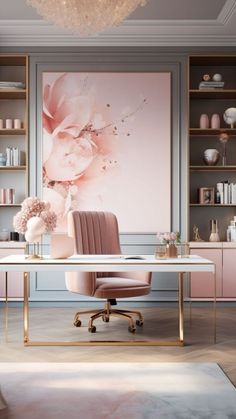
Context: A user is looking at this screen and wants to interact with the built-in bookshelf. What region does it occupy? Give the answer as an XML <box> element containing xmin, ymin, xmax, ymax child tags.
<box><xmin>0</xmin><ymin>54</ymin><xmax>28</xmax><ymax>238</ymax></box>
<box><xmin>188</xmin><ymin>55</ymin><xmax>236</xmax><ymax>242</ymax></box>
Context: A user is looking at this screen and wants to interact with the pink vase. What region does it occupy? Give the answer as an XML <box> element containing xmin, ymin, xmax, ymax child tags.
<box><xmin>199</xmin><ymin>114</ymin><xmax>209</xmax><ymax>129</ymax></box>
<box><xmin>211</xmin><ymin>113</ymin><xmax>220</xmax><ymax>129</ymax></box>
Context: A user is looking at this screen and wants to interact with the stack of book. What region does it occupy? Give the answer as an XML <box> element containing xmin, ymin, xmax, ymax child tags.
<box><xmin>0</xmin><ymin>81</ymin><xmax>25</xmax><ymax>90</ymax></box>
<box><xmin>0</xmin><ymin>188</ymin><xmax>15</xmax><ymax>204</ymax></box>
<box><xmin>216</xmin><ymin>182</ymin><xmax>236</xmax><ymax>204</ymax></box>
<box><xmin>199</xmin><ymin>81</ymin><xmax>225</xmax><ymax>90</ymax></box>
<box><xmin>6</xmin><ymin>147</ymin><xmax>23</xmax><ymax>166</ymax></box>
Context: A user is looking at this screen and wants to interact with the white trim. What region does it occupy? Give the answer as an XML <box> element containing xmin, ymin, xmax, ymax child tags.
<box><xmin>1</xmin><ymin>11</ymin><xmax>236</xmax><ymax>47</ymax></box>
<box><xmin>218</xmin><ymin>0</ymin><xmax>236</xmax><ymax>24</ymax></box>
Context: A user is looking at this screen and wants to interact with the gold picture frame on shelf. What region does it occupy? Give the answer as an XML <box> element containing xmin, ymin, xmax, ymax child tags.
<box><xmin>199</xmin><ymin>187</ymin><xmax>215</xmax><ymax>205</ymax></box>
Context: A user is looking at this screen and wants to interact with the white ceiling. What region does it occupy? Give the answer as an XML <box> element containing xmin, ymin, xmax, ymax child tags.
<box><xmin>1</xmin><ymin>0</ymin><xmax>236</xmax><ymax>46</ymax></box>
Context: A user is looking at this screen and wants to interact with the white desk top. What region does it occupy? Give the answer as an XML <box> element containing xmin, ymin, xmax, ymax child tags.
<box><xmin>0</xmin><ymin>254</ymin><xmax>215</xmax><ymax>273</ymax></box>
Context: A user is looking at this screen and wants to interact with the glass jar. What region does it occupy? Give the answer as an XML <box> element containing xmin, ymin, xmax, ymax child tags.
<box><xmin>176</xmin><ymin>242</ymin><xmax>190</xmax><ymax>258</ymax></box>
<box><xmin>0</xmin><ymin>229</ymin><xmax>9</xmax><ymax>241</ymax></box>
<box><xmin>155</xmin><ymin>244</ymin><xmax>167</xmax><ymax>259</ymax></box>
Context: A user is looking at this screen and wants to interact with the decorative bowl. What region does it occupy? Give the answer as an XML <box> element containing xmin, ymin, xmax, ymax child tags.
<box><xmin>203</xmin><ymin>149</ymin><xmax>220</xmax><ymax>166</ymax></box>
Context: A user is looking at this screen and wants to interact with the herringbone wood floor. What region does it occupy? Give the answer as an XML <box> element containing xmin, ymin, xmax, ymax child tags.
<box><xmin>0</xmin><ymin>306</ymin><xmax>236</xmax><ymax>386</ymax></box>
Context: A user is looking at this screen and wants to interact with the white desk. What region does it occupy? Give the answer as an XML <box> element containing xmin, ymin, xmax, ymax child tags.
<box><xmin>0</xmin><ymin>254</ymin><xmax>215</xmax><ymax>347</ymax></box>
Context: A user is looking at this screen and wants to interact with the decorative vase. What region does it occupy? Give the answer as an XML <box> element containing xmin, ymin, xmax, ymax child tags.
<box><xmin>200</xmin><ymin>114</ymin><xmax>209</xmax><ymax>129</ymax></box>
<box><xmin>209</xmin><ymin>219</ymin><xmax>220</xmax><ymax>242</ymax></box>
<box><xmin>166</xmin><ymin>243</ymin><xmax>178</xmax><ymax>258</ymax></box>
<box><xmin>203</xmin><ymin>149</ymin><xmax>220</xmax><ymax>166</ymax></box>
<box><xmin>211</xmin><ymin>113</ymin><xmax>220</xmax><ymax>129</ymax></box>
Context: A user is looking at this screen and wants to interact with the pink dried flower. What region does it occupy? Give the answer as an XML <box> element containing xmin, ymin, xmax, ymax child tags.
<box><xmin>40</xmin><ymin>210</ymin><xmax>57</xmax><ymax>233</ymax></box>
<box><xmin>13</xmin><ymin>197</ymin><xmax>57</xmax><ymax>236</ymax></box>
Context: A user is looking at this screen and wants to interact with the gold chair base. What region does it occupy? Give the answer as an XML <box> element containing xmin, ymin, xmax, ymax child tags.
<box><xmin>74</xmin><ymin>301</ymin><xmax>144</xmax><ymax>333</ymax></box>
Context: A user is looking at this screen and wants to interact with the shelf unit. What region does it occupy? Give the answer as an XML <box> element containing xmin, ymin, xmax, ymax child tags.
<box><xmin>0</xmin><ymin>54</ymin><xmax>28</xmax><ymax>237</ymax></box>
<box><xmin>188</xmin><ymin>55</ymin><xmax>236</xmax><ymax>242</ymax></box>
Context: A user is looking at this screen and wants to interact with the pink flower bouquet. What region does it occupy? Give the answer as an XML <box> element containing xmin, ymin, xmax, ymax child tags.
<box><xmin>156</xmin><ymin>231</ymin><xmax>180</xmax><ymax>244</ymax></box>
<box><xmin>13</xmin><ymin>197</ymin><xmax>57</xmax><ymax>243</ymax></box>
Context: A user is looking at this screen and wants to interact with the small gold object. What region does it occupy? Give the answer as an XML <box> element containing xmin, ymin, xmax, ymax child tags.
<box><xmin>193</xmin><ymin>225</ymin><xmax>204</xmax><ymax>242</ymax></box>
<box><xmin>25</xmin><ymin>242</ymin><xmax>43</xmax><ymax>260</ymax></box>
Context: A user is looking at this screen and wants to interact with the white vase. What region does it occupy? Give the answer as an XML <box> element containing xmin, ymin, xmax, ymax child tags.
<box><xmin>211</xmin><ymin>113</ymin><xmax>220</xmax><ymax>129</ymax></box>
<box><xmin>209</xmin><ymin>220</ymin><xmax>220</xmax><ymax>242</ymax></box>
<box><xmin>200</xmin><ymin>114</ymin><xmax>209</xmax><ymax>129</ymax></box>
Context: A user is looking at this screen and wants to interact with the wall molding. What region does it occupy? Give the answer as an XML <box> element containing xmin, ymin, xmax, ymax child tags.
<box><xmin>1</xmin><ymin>10</ymin><xmax>236</xmax><ymax>47</ymax></box>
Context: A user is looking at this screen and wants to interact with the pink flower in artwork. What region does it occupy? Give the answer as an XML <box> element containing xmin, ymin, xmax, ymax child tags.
<box><xmin>44</xmin><ymin>135</ymin><xmax>98</xmax><ymax>182</ymax></box>
<box><xmin>43</xmin><ymin>73</ymin><xmax>116</xmax><ymax>183</ymax></box>
<box><xmin>42</xmin><ymin>73</ymin><xmax>147</xmax><ymax>228</ymax></box>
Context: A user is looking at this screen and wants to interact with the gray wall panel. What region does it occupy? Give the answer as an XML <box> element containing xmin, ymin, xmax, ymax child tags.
<box><xmin>28</xmin><ymin>49</ymin><xmax>185</xmax><ymax>302</ymax></box>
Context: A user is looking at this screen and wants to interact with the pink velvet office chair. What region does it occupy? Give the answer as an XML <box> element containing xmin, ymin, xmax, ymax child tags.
<box><xmin>65</xmin><ymin>211</ymin><xmax>151</xmax><ymax>333</ymax></box>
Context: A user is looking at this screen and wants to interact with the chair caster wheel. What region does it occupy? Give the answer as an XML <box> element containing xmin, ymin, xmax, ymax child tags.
<box><xmin>74</xmin><ymin>319</ymin><xmax>82</xmax><ymax>327</ymax></box>
<box><xmin>136</xmin><ymin>320</ymin><xmax>143</xmax><ymax>327</ymax></box>
<box><xmin>128</xmin><ymin>326</ymin><xmax>136</xmax><ymax>333</ymax></box>
<box><xmin>88</xmin><ymin>326</ymin><xmax>96</xmax><ymax>333</ymax></box>
<box><xmin>102</xmin><ymin>315</ymin><xmax>110</xmax><ymax>322</ymax></box>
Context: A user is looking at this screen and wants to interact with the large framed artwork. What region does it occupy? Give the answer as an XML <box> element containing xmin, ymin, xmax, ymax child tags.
<box><xmin>42</xmin><ymin>72</ymin><xmax>171</xmax><ymax>233</ymax></box>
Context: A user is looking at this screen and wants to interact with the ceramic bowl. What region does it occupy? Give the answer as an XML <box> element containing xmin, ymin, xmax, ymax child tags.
<box><xmin>203</xmin><ymin>149</ymin><xmax>220</xmax><ymax>166</ymax></box>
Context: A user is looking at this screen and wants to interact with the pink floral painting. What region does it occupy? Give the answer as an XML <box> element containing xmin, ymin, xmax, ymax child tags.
<box><xmin>42</xmin><ymin>72</ymin><xmax>171</xmax><ymax>232</ymax></box>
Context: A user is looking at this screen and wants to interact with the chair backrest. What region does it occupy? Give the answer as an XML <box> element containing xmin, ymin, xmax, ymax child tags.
<box><xmin>67</xmin><ymin>211</ymin><xmax>121</xmax><ymax>255</ymax></box>
<box><xmin>65</xmin><ymin>210</ymin><xmax>151</xmax><ymax>296</ymax></box>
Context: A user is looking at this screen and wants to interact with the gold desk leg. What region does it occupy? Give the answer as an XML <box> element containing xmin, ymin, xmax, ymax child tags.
<box><xmin>214</xmin><ymin>265</ymin><xmax>216</xmax><ymax>344</ymax></box>
<box><xmin>5</xmin><ymin>272</ymin><xmax>8</xmax><ymax>342</ymax></box>
<box><xmin>23</xmin><ymin>272</ymin><xmax>29</xmax><ymax>345</ymax></box>
<box><xmin>178</xmin><ymin>272</ymin><xmax>184</xmax><ymax>344</ymax></box>
<box><xmin>189</xmin><ymin>274</ymin><xmax>192</xmax><ymax>326</ymax></box>
<box><xmin>23</xmin><ymin>270</ymin><xmax>185</xmax><ymax>347</ymax></box>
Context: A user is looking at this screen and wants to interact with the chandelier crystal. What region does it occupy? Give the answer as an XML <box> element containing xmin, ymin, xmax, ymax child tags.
<box><xmin>27</xmin><ymin>0</ymin><xmax>147</xmax><ymax>36</ymax></box>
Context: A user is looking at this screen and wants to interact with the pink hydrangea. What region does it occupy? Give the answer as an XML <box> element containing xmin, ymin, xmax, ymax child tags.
<box><xmin>13</xmin><ymin>197</ymin><xmax>57</xmax><ymax>235</ymax></box>
<box><xmin>40</xmin><ymin>210</ymin><xmax>57</xmax><ymax>233</ymax></box>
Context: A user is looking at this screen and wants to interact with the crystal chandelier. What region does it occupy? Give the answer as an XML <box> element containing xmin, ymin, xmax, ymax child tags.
<box><xmin>27</xmin><ymin>0</ymin><xmax>148</xmax><ymax>36</ymax></box>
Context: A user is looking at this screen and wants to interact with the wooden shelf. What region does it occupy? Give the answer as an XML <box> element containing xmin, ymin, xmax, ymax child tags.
<box><xmin>0</xmin><ymin>166</ymin><xmax>26</xmax><ymax>171</ymax></box>
<box><xmin>190</xmin><ymin>165</ymin><xmax>236</xmax><ymax>172</ymax></box>
<box><xmin>0</xmin><ymin>55</ymin><xmax>27</xmax><ymax>66</ymax></box>
<box><xmin>0</xmin><ymin>89</ymin><xmax>26</xmax><ymax>99</ymax></box>
<box><xmin>190</xmin><ymin>204</ymin><xmax>236</xmax><ymax>207</ymax></box>
<box><xmin>0</xmin><ymin>129</ymin><xmax>26</xmax><ymax>135</ymax></box>
<box><xmin>189</xmin><ymin>89</ymin><xmax>236</xmax><ymax>99</ymax></box>
<box><xmin>0</xmin><ymin>204</ymin><xmax>21</xmax><ymax>207</ymax></box>
<box><xmin>190</xmin><ymin>128</ymin><xmax>236</xmax><ymax>136</ymax></box>
<box><xmin>190</xmin><ymin>55</ymin><xmax>236</xmax><ymax>66</ymax></box>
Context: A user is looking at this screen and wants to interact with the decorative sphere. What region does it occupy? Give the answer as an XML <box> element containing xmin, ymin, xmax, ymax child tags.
<box><xmin>223</xmin><ymin>107</ymin><xmax>236</xmax><ymax>128</ymax></box>
<box><xmin>212</xmin><ymin>73</ymin><xmax>222</xmax><ymax>82</ymax></box>
<box><xmin>203</xmin><ymin>149</ymin><xmax>220</xmax><ymax>166</ymax></box>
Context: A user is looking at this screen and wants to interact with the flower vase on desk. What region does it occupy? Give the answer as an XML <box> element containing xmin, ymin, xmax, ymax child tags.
<box><xmin>166</xmin><ymin>243</ymin><xmax>178</xmax><ymax>258</ymax></box>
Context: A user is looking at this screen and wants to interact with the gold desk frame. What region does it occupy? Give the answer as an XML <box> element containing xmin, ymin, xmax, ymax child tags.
<box><xmin>1</xmin><ymin>257</ymin><xmax>216</xmax><ymax>347</ymax></box>
<box><xmin>22</xmin><ymin>271</ymin><xmax>186</xmax><ymax>347</ymax></box>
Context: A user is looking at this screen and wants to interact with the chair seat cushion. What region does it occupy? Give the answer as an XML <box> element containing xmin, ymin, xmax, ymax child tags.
<box><xmin>94</xmin><ymin>277</ymin><xmax>151</xmax><ymax>299</ymax></box>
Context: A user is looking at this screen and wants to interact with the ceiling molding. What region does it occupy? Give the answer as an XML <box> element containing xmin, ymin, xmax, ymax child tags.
<box><xmin>1</xmin><ymin>14</ymin><xmax>236</xmax><ymax>47</ymax></box>
<box><xmin>218</xmin><ymin>0</ymin><xmax>236</xmax><ymax>24</ymax></box>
